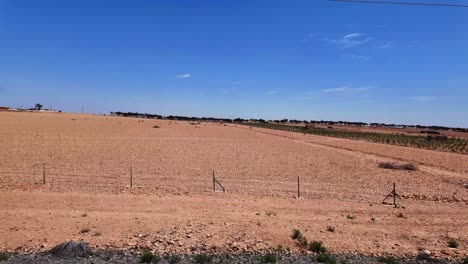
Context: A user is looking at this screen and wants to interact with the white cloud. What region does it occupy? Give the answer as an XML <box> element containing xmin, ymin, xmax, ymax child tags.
<box><xmin>176</xmin><ymin>73</ymin><xmax>191</xmax><ymax>78</ymax></box>
<box><xmin>264</xmin><ymin>90</ymin><xmax>278</xmax><ymax>95</ymax></box>
<box><xmin>325</xmin><ymin>33</ymin><xmax>372</xmax><ymax>49</ymax></box>
<box><xmin>411</xmin><ymin>96</ymin><xmax>437</xmax><ymax>102</ymax></box>
<box><xmin>345</xmin><ymin>54</ymin><xmax>372</xmax><ymax>61</ymax></box>
<box><xmin>377</xmin><ymin>41</ymin><xmax>392</xmax><ymax>49</ymax></box>
<box><xmin>322</xmin><ymin>86</ymin><xmax>372</xmax><ymax>93</ymax></box>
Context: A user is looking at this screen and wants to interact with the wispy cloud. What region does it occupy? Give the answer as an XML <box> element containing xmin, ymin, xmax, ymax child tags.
<box><xmin>377</xmin><ymin>41</ymin><xmax>392</xmax><ymax>49</ymax></box>
<box><xmin>232</xmin><ymin>81</ymin><xmax>240</xmax><ymax>85</ymax></box>
<box><xmin>264</xmin><ymin>90</ymin><xmax>278</xmax><ymax>95</ymax></box>
<box><xmin>411</xmin><ymin>96</ymin><xmax>437</xmax><ymax>102</ymax></box>
<box><xmin>322</xmin><ymin>86</ymin><xmax>372</xmax><ymax>94</ymax></box>
<box><xmin>345</xmin><ymin>54</ymin><xmax>372</xmax><ymax>61</ymax></box>
<box><xmin>324</xmin><ymin>33</ymin><xmax>372</xmax><ymax>49</ymax></box>
<box><xmin>176</xmin><ymin>73</ymin><xmax>191</xmax><ymax>78</ymax></box>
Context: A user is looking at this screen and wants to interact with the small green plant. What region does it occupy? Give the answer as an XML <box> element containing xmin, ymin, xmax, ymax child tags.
<box><xmin>309</xmin><ymin>241</ymin><xmax>327</xmax><ymax>253</ymax></box>
<box><xmin>194</xmin><ymin>254</ymin><xmax>213</xmax><ymax>264</ymax></box>
<box><xmin>447</xmin><ymin>238</ymin><xmax>458</xmax><ymax>248</ymax></box>
<box><xmin>152</xmin><ymin>125</ymin><xmax>160</xmax><ymax>128</ymax></box>
<box><xmin>377</xmin><ymin>256</ymin><xmax>398</xmax><ymax>264</ymax></box>
<box><xmin>0</xmin><ymin>252</ymin><xmax>9</xmax><ymax>261</ymax></box>
<box><xmin>316</xmin><ymin>253</ymin><xmax>336</xmax><ymax>264</ymax></box>
<box><xmin>140</xmin><ymin>251</ymin><xmax>159</xmax><ymax>263</ymax></box>
<box><xmin>292</xmin><ymin>229</ymin><xmax>301</xmax><ymax>239</ymax></box>
<box><xmin>168</xmin><ymin>255</ymin><xmax>181</xmax><ymax>264</ymax></box>
<box><xmin>259</xmin><ymin>253</ymin><xmax>277</xmax><ymax>263</ymax></box>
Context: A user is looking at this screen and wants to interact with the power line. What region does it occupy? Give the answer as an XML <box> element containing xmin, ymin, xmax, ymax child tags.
<box><xmin>328</xmin><ymin>0</ymin><xmax>468</xmax><ymax>8</ymax></box>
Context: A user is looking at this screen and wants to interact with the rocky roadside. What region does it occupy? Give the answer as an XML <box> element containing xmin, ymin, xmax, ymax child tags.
<box><xmin>1</xmin><ymin>250</ymin><xmax>466</xmax><ymax>264</ymax></box>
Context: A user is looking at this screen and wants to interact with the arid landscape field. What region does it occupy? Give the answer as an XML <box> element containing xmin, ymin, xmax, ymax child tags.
<box><xmin>0</xmin><ymin>111</ymin><xmax>467</xmax><ymax>262</ymax></box>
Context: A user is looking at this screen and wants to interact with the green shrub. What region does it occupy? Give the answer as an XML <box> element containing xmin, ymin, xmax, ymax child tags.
<box><xmin>309</xmin><ymin>241</ymin><xmax>327</xmax><ymax>253</ymax></box>
<box><xmin>140</xmin><ymin>251</ymin><xmax>159</xmax><ymax>263</ymax></box>
<box><xmin>448</xmin><ymin>238</ymin><xmax>458</xmax><ymax>248</ymax></box>
<box><xmin>194</xmin><ymin>254</ymin><xmax>213</xmax><ymax>264</ymax></box>
<box><xmin>316</xmin><ymin>253</ymin><xmax>336</xmax><ymax>264</ymax></box>
<box><xmin>0</xmin><ymin>252</ymin><xmax>9</xmax><ymax>261</ymax></box>
<box><xmin>259</xmin><ymin>253</ymin><xmax>277</xmax><ymax>263</ymax></box>
<box><xmin>377</xmin><ymin>256</ymin><xmax>398</xmax><ymax>264</ymax></box>
<box><xmin>292</xmin><ymin>229</ymin><xmax>301</xmax><ymax>239</ymax></box>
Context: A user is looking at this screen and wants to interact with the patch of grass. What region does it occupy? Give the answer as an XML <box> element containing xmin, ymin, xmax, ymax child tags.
<box><xmin>346</xmin><ymin>214</ymin><xmax>356</xmax><ymax>220</ymax></box>
<box><xmin>447</xmin><ymin>238</ymin><xmax>458</xmax><ymax>248</ymax></box>
<box><xmin>326</xmin><ymin>225</ymin><xmax>335</xmax><ymax>232</ymax></box>
<box><xmin>0</xmin><ymin>252</ymin><xmax>9</xmax><ymax>261</ymax></box>
<box><xmin>308</xmin><ymin>241</ymin><xmax>327</xmax><ymax>253</ymax></box>
<box><xmin>194</xmin><ymin>254</ymin><xmax>213</xmax><ymax>264</ymax></box>
<box><xmin>378</xmin><ymin>162</ymin><xmax>417</xmax><ymax>171</ymax></box>
<box><xmin>316</xmin><ymin>253</ymin><xmax>336</xmax><ymax>264</ymax></box>
<box><xmin>259</xmin><ymin>253</ymin><xmax>277</xmax><ymax>263</ymax></box>
<box><xmin>152</xmin><ymin>125</ymin><xmax>160</xmax><ymax>128</ymax></box>
<box><xmin>140</xmin><ymin>251</ymin><xmax>160</xmax><ymax>263</ymax></box>
<box><xmin>377</xmin><ymin>256</ymin><xmax>398</xmax><ymax>264</ymax></box>
<box><xmin>292</xmin><ymin>229</ymin><xmax>301</xmax><ymax>240</ymax></box>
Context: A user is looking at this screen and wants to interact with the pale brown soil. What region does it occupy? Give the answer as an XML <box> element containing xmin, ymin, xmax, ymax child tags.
<box><xmin>0</xmin><ymin>112</ymin><xmax>467</xmax><ymax>259</ymax></box>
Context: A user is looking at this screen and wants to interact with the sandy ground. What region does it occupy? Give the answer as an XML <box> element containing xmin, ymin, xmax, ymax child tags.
<box><xmin>0</xmin><ymin>112</ymin><xmax>467</xmax><ymax>259</ymax></box>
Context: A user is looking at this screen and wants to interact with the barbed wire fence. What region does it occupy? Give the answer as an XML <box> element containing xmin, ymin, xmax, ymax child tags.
<box><xmin>0</xmin><ymin>162</ymin><xmax>412</xmax><ymax>206</ymax></box>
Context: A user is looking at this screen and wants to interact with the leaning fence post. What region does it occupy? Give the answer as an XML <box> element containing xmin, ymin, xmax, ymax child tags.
<box><xmin>130</xmin><ymin>166</ymin><xmax>133</xmax><ymax>188</ymax></box>
<box><xmin>297</xmin><ymin>176</ymin><xmax>300</xmax><ymax>198</ymax></box>
<box><xmin>42</xmin><ymin>163</ymin><xmax>46</xmax><ymax>184</ymax></box>
<box><xmin>212</xmin><ymin>171</ymin><xmax>215</xmax><ymax>192</ymax></box>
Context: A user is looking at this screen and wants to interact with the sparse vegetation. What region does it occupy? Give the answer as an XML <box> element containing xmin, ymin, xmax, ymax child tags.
<box><xmin>447</xmin><ymin>238</ymin><xmax>458</xmax><ymax>248</ymax></box>
<box><xmin>316</xmin><ymin>253</ymin><xmax>336</xmax><ymax>264</ymax></box>
<box><xmin>291</xmin><ymin>229</ymin><xmax>308</xmax><ymax>247</ymax></box>
<box><xmin>140</xmin><ymin>251</ymin><xmax>160</xmax><ymax>263</ymax></box>
<box><xmin>194</xmin><ymin>254</ymin><xmax>213</xmax><ymax>264</ymax></box>
<box><xmin>377</xmin><ymin>256</ymin><xmax>398</xmax><ymax>264</ymax></box>
<box><xmin>292</xmin><ymin>229</ymin><xmax>301</xmax><ymax>240</ymax></box>
<box><xmin>378</xmin><ymin>162</ymin><xmax>417</xmax><ymax>171</ymax></box>
<box><xmin>168</xmin><ymin>255</ymin><xmax>181</xmax><ymax>264</ymax></box>
<box><xmin>259</xmin><ymin>253</ymin><xmax>277</xmax><ymax>263</ymax></box>
<box><xmin>240</xmin><ymin>122</ymin><xmax>468</xmax><ymax>154</ymax></box>
<box><xmin>0</xmin><ymin>252</ymin><xmax>9</xmax><ymax>261</ymax></box>
<box><xmin>463</xmin><ymin>257</ymin><xmax>468</xmax><ymax>264</ymax></box>
<box><xmin>308</xmin><ymin>241</ymin><xmax>327</xmax><ymax>253</ymax></box>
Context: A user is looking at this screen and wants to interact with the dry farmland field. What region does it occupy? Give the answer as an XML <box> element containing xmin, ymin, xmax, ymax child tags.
<box><xmin>0</xmin><ymin>112</ymin><xmax>467</xmax><ymax>261</ymax></box>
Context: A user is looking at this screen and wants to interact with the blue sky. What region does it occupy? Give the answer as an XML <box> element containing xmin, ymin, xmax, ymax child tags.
<box><xmin>0</xmin><ymin>0</ymin><xmax>467</xmax><ymax>127</ymax></box>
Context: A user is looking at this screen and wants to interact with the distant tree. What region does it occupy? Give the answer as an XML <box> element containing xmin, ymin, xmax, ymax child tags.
<box><xmin>35</xmin><ymin>103</ymin><xmax>43</xmax><ymax>110</ymax></box>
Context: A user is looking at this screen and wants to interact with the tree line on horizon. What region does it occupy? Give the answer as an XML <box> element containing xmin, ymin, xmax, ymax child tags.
<box><xmin>110</xmin><ymin>111</ymin><xmax>468</xmax><ymax>133</ymax></box>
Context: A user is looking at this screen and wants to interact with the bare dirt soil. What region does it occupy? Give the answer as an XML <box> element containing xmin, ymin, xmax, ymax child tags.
<box><xmin>0</xmin><ymin>112</ymin><xmax>467</xmax><ymax>260</ymax></box>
